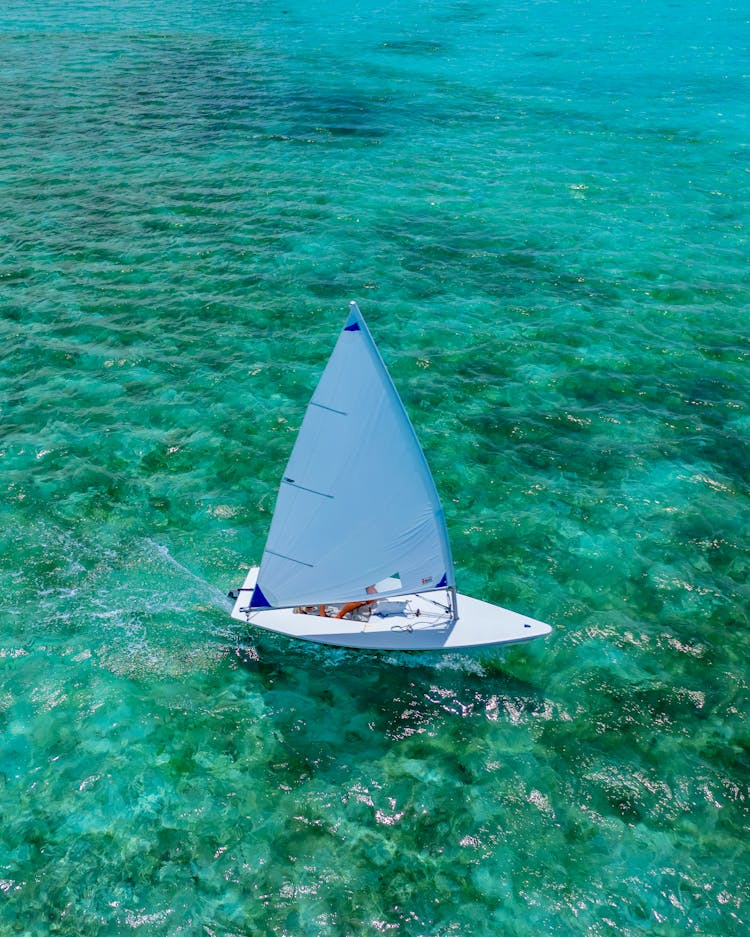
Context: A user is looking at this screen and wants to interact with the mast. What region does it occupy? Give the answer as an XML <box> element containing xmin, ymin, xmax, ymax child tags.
<box><xmin>450</xmin><ymin>586</ymin><xmax>459</xmax><ymax>622</ymax></box>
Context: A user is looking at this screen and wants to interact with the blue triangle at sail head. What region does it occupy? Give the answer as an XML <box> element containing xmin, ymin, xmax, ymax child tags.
<box><xmin>250</xmin><ymin>582</ymin><xmax>272</xmax><ymax>609</ymax></box>
<box><xmin>344</xmin><ymin>301</ymin><xmax>362</xmax><ymax>331</ymax></box>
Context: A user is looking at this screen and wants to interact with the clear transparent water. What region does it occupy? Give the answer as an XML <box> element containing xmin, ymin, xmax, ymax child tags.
<box><xmin>1</xmin><ymin>1</ymin><xmax>748</xmax><ymax>933</ymax></box>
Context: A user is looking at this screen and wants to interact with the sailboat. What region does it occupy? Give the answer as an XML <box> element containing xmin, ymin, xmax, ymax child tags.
<box><xmin>229</xmin><ymin>302</ymin><xmax>552</xmax><ymax>651</ymax></box>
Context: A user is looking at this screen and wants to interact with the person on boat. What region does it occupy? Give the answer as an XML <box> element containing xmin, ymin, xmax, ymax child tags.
<box><xmin>334</xmin><ymin>584</ymin><xmax>377</xmax><ymax>619</ymax></box>
<box><xmin>296</xmin><ymin>586</ymin><xmax>377</xmax><ymax>618</ymax></box>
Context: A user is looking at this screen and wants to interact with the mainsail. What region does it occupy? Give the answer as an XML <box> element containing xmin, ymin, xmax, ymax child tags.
<box><xmin>250</xmin><ymin>302</ymin><xmax>455</xmax><ymax>610</ymax></box>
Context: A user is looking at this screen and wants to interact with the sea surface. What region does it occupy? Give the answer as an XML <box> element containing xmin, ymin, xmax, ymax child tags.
<box><xmin>1</xmin><ymin>1</ymin><xmax>748</xmax><ymax>934</ymax></box>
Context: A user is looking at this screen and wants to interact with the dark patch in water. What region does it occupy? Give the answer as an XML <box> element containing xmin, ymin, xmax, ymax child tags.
<box><xmin>381</xmin><ymin>39</ymin><xmax>449</xmax><ymax>56</ymax></box>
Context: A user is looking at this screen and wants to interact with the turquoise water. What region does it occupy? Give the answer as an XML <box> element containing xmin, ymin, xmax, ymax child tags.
<box><xmin>1</xmin><ymin>0</ymin><xmax>748</xmax><ymax>933</ymax></box>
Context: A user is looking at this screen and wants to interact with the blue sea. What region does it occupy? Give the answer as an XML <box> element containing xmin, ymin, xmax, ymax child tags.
<box><xmin>1</xmin><ymin>1</ymin><xmax>748</xmax><ymax>934</ymax></box>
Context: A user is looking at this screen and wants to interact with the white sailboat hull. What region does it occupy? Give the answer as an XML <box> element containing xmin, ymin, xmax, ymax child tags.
<box><xmin>230</xmin><ymin>567</ymin><xmax>552</xmax><ymax>651</ymax></box>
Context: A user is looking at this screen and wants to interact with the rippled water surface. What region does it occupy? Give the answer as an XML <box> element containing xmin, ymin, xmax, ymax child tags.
<box><xmin>1</xmin><ymin>1</ymin><xmax>748</xmax><ymax>934</ymax></box>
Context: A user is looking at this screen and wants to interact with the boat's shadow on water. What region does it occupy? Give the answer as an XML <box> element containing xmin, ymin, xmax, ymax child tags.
<box><xmin>223</xmin><ymin>626</ymin><xmax>557</xmax><ymax>804</ymax></box>
<box><xmin>230</xmin><ymin>624</ymin><xmax>548</xmax><ymax>697</ymax></box>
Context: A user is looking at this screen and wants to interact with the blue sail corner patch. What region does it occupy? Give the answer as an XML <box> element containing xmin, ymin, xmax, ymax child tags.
<box><xmin>250</xmin><ymin>583</ymin><xmax>272</xmax><ymax>609</ymax></box>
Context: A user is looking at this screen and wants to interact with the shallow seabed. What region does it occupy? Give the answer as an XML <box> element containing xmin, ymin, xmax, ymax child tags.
<box><xmin>1</xmin><ymin>1</ymin><xmax>748</xmax><ymax>934</ymax></box>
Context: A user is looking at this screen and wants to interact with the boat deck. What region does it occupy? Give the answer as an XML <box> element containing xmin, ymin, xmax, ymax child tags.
<box><xmin>230</xmin><ymin>568</ymin><xmax>552</xmax><ymax>651</ymax></box>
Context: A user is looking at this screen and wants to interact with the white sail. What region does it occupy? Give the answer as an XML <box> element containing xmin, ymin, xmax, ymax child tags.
<box><xmin>250</xmin><ymin>302</ymin><xmax>454</xmax><ymax>610</ymax></box>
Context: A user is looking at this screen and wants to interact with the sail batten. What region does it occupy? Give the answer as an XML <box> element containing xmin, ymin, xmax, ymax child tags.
<box><xmin>264</xmin><ymin>549</ymin><xmax>315</xmax><ymax>568</ymax></box>
<box><xmin>281</xmin><ymin>479</ymin><xmax>334</xmax><ymax>499</ymax></box>
<box><xmin>310</xmin><ymin>401</ymin><xmax>348</xmax><ymax>416</ymax></box>
<box><xmin>251</xmin><ymin>302</ymin><xmax>455</xmax><ymax>610</ymax></box>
